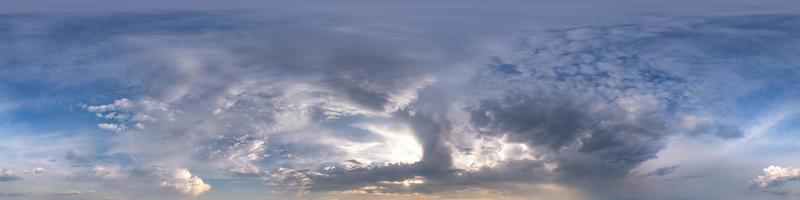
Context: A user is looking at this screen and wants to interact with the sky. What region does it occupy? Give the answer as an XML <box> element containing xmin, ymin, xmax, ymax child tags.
<box><xmin>1</xmin><ymin>1</ymin><xmax>800</xmax><ymax>199</ymax></box>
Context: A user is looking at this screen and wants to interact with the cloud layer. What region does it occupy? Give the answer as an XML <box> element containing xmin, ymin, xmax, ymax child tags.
<box><xmin>0</xmin><ymin>2</ymin><xmax>800</xmax><ymax>199</ymax></box>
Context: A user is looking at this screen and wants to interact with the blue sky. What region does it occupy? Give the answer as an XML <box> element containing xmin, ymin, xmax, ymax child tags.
<box><xmin>1</xmin><ymin>1</ymin><xmax>800</xmax><ymax>199</ymax></box>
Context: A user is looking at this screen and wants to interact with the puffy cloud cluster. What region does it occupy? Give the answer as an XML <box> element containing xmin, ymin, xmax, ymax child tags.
<box><xmin>0</xmin><ymin>168</ymin><xmax>20</xmax><ymax>182</ymax></box>
<box><xmin>63</xmin><ymin>163</ymin><xmax>213</xmax><ymax>197</ymax></box>
<box><xmin>159</xmin><ymin>169</ymin><xmax>212</xmax><ymax>196</ymax></box>
<box><xmin>23</xmin><ymin>167</ymin><xmax>45</xmax><ymax>175</ymax></box>
<box><xmin>751</xmin><ymin>165</ymin><xmax>800</xmax><ymax>189</ymax></box>
<box><xmin>0</xmin><ymin>167</ymin><xmax>46</xmax><ymax>182</ymax></box>
<box><xmin>131</xmin><ymin>166</ymin><xmax>211</xmax><ymax>196</ymax></box>
<box><xmin>84</xmin><ymin>98</ymin><xmax>175</xmax><ymax>133</ymax></box>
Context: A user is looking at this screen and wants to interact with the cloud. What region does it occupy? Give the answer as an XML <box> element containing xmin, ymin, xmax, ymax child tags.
<box><xmin>84</xmin><ymin>98</ymin><xmax>174</xmax><ymax>133</ymax></box>
<box><xmin>263</xmin><ymin>167</ymin><xmax>317</xmax><ymax>193</ymax></box>
<box><xmin>59</xmin><ymin>190</ymin><xmax>83</xmax><ymax>196</ymax></box>
<box><xmin>450</xmin><ymin>14</ymin><xmax>799</xmax><ymax>195</ymax></box>
<box><xmin>84</xmin><ymin>98</ymin><xmax>135</xmax><ymax>113</ymax></box>
<box><xmin>1</xmin><ymin>7</ymin><xmax>799</xmax><ymax>199</ymax></box>
<box><xmin>110</xmin><ymin>13</ymin><xmax>790</xmax><ymax>197</ymax></box>
<box><xmin>206</xmin><ymin>135</ymin><xmax>266</xmax><ymax>176</ymax></box>
<box><xmin>681</xmin><ymin>115</ymin><xmax>744</xmax><ymax>139</ymax></box>
<box><xmin>467</xmin><ymin>91</ymin><xmax>670</xmax><ymax>183</ymax></box>
<box><xmin>0</xmin><ymin>168</ymin><xmax>20</xmax><ymax>182</ymax></box>
<box><xmin>65</xmin><ymin>149</ymin><xmax>96</xmax><ymax>163</ymax></box>
<box><xmin>159</xmin><ymin>169</ymin><xmax>212</xmax><ymax>196</ymax></box>
<box><xmin>751</xmin><ymin>165</ymin><xmax>800</xmax><ymax>189</ymax></box>
<box><xmin>23</xmin><ymin>167</ymin><xmax>46</xmax><ymax>175</ymax></box>
<box><xmin>130</xmin><ymin>166</ymin><xmax>212</xmax><ymax>196</ymax></box>
<box><xmin>67</xmin><ymin>164</ymin><xmax>123</xmax><ymax>181</ymax></box>
<box><xmin>98</xmin><ymin>123</ymin><xmax>125</xmax><ymax>132</ymax></box>
<box><xmin>0</xmin><ymin>192</ymin><xmax>23</xmax><ymax>197</ymax></box>
<box><xmin>645</xmin><ymin>165</ymin><xmax>679</xmax><ymax>177</ymax></box>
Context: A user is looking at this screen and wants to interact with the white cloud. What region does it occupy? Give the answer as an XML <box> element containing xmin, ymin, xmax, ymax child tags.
<box><xmin>90</xmin><ymin>165</ymin><xmax>123</xmax><ymax>180</ymax></box>
<box><xmin>132</xmin><ymin>166</ymin><xmax>212</xmax><ymax>196</ymax></box>
<box><xmin>97</xmin><ymin>123</ymin><xmax>125</xmax><ymax>132</ymax></box>
<box><xmin>751</xmin><ymin>165</ymin><xmax>800</xmax><ymax>189</ymax></box>
<box><xmin>452</xmin><ymin>135</ymin><xmax>539</xmax><ymax>171</ymax></box>
<box><xmin>0</xmin><ymin>168</ymin><xmax>20</xmax><ymax>181</ymax></box>
<box><xmin>85</xmin><ymin>98</ymin><xmax>134</xmax><ymax>113</ymax></box>
<box><xmin>208</xmin><ymin>135</ymin><xmax>266</xmax><ymax>176</ymax></box>
<box><xmin>62</xmin><ymin>190</ymin><xmax>82</xmax><ymax>196</ymax></box>
<box><xmin>85</xmin><ymin>98</ymin><xmax>175</xmax><ymax>132</ymax></box>
<box><xmin>23</xmin><ymin>167</ymin><xmax>45</xmax><ymax>175</ymax></box>
<box><xmin>159</xmin><ymin>168</ymin><xmax>212</xmax><ymax>196</ymax></box>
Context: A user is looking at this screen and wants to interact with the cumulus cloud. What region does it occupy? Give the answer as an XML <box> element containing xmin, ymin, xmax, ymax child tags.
<box><xmin>131</xmin><ymin>166</ymin><xmax>211</xmax><ymax>196</ymax></box>
<box><xmin>84</xmin><ymin>98</ymin><xmax>135</xmax><ymax>113</ymax></box>
<box><xmin>751</xmin><ymin>165</ymin><xmax>800</xmax><ymax>189</ymax></box>
<box><xmin>98</xmin><ymin>123</ymin><xmax>125</xmax><ymax>132</ymax></box>
<box><xmin>23</xmin><ymin>167</ymin><xmax>46</xmax><ymax>175</ymax></box>
<box><xmin>0</xmin><ymin>168</ymin><xmax>20</xmax><ymax>182</ymax></box>
<box><xmin>84</xmin><ymin>98</ymin><xmax>175</xmax><ymax>133</ymax></box>
<box><xmin>159</xmin><ymin>169</ymin><xmax>212</xmax><ymax>196</ymax></box>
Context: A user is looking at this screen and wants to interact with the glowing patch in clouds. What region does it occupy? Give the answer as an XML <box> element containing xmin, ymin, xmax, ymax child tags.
<box><xmin>356</xmin><ymin>123</ymin><xmax>423</xmax><ymax>164</ymax></box>
<box><xmin>453</xmin><ymin>135</ymin><xmax>538</xmax><ymax>171</ymax></box>
<box><xmin>382</xmin><ymin>176</ymin><xmax>425</xmax><ymax>187</ymax></box>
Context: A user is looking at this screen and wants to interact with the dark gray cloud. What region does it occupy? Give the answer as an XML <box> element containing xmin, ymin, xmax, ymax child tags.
<box><xmin>646</xmin><ymin>165</ymin><xmax>680</xmax><ymax>177</ymax></box>
<box><xmin>468</xmin><ymin>91</ymin><xmax>669</xmax><ymax>183</ymax></box>
<box><xmin>685</xmin><ymin>121</ymin><xmax>745</xmax><ymax>139</ymax></box>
